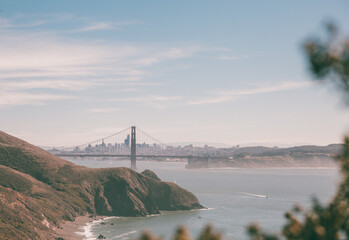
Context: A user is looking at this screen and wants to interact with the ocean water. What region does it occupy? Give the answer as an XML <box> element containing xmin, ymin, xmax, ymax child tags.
<box><xmin>65</xmin><ymin>159</ymin><xmax>340</xmax><ymax>240</ymax></box>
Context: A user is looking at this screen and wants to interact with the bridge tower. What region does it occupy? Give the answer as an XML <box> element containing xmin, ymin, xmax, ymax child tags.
<box><xmin>130</xmin><ymin>126</ymin><xmax>136</xmax><ymax>169</ymax></box>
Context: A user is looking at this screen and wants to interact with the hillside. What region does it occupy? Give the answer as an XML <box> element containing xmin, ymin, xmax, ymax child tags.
<box><xmin>0</xmin><ymin>131</ymin><xmax>203</xmax><ymax>239</ymax></box>
<box><xmin>187</xmin><ymin>145</ymin><xmax>341</xmax><ymax>168</ymax></box>
<box><xmin>228</xmin><ymin>144</ymin><xmax>340</xmax><ymax>167</ymax></box>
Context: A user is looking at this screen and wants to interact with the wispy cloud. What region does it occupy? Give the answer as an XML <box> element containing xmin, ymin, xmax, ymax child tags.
<box><xmin>75</xmin><ymin>20</ymin><xmax>143</xmax><ymax>32</ymax></box>
<box><xmin>218</xmin><ymin>52</ymin><xmax>263</xmax><ymax>61</ymax></box>
<box><xmin>114</xmin><ymin>21</ymin><xmax>143</xmax><ymax>27</ymax></box>
<box><xmin>89</xmin><ymin>108</ymin><xmax>119</xmax><ymax>113</ymax></box>
<box><xmin>1</xmin><ymin>80</ymin><xmax>93</xmax><ymax>91</ymax></box>
<box><xmin>186</xmin><ymin>81</ymin><xmax>313</xmax><ymax>105</ymax></box>
<box><xmin>0</xmin><ymin>17</ymin><xmax>46</xmax><ymax>29</ymax></box>
<box><xmin>0</xmin><ymin>14</ymin><xmax>142</xmax><ymax>32</ymax></box>
<box><xmin>1</xmin><ymin>14</ymin><xmax>266</xmax><ymax>110</ymax></box>
<box><xmin>0</xmin><ymin>15</ymin><xmax>199</xmax><ymax>108</ymax></box>
<box><xmin>76</xmin><ymin>22</ymin><xmax>113</xmax><ymax>31</ymax></box>
<box><xmin>0</xmin><ymin>92</ymin><xmax>73</xmax><ymax>108</ymax></box>
<box><xmin>110</xmin><ymin>95</ymin><xmax>182</xmax><ymax>110</ymax></box>
<box><xmin>102</xmin><ymin>88</ymin><xmax>141</xmax><ymax>93</ymax></box>
<box><xmin>133</xmin><ymin>47</ymin><xmax>197</xmax><ymax>67</ymax></box>
<box><xmin>186</xmin><ymin>96</ymin><xmax>234</xmax><ymax>105</ymax></box>
<box><xmin>221</xmin><ymin>81</ymin><xmax>312</xmax><ymax>95</ymax></box>
<box><xmin>111</xmin><ymin>96</ymin><xmax>182</xmax><ymax>102</ymax></box>
<box><xmin>0</xmin><ymin>36</ymin><xmax>195</xmax><ymax>83</ymax></box>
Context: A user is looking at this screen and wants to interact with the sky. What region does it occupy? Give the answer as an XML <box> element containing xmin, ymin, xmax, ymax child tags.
<box><xmin>0</xmin><ymin>0</ymin><xmax>349</xmax><ymax>147</ymax></box>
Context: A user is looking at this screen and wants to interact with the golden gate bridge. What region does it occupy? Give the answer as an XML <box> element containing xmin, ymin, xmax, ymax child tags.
<box><xmin>54</xmin><ymin>126</ymin><xmax>228</xmax><ymax>169</ymax></box>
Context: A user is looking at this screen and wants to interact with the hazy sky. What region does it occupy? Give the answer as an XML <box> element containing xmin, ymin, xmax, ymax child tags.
<box><xmin>1</xmin><ymin>1</ymin><xmax>349</xmax><ymax>147</ymax></box>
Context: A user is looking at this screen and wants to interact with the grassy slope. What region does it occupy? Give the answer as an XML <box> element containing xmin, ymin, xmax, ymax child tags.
<box><xmin>0</xmin><ymin>165</ymin><xmax>81</xmax><ymax>239</ymax></box>
<box><xmin>0</xmin><ymin>131</ymin><xmax>203</xmax><ymax>239</ymax></box>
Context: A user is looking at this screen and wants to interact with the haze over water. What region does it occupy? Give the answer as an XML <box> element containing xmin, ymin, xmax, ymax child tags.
<box><xmin>65</xmin><ymin>159</ymin><xmax>339</xmax><ymax>240</ymax></box>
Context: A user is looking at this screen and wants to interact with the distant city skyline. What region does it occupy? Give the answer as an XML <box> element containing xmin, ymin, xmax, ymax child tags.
<box><xmin>0</xmin><ymin>1</ymin><xmax>349</xmax><ymax>147</ymax></box>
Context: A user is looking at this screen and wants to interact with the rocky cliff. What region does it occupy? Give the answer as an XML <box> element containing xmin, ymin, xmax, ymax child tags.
<box><xmin>0</xmin><ymin>131</ymin><xmax>203</xmax><ymax>239</ymax></box>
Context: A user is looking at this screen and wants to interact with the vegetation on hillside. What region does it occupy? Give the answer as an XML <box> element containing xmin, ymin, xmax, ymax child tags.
<box><xmin>140</xmin><ymin>22</ymin><xmax>349</xmax><ymax>240</ymax></box>
<box><xmin>0</xmin><ymin>131</ymin><xmax>203</xmax><ymax>239</ymax></box>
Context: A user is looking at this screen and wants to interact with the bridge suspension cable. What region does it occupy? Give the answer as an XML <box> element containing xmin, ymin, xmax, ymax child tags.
<box><xmin>137</xmin><ymin>127</ymin><xmax>168</xmax><ymax>148</ymax></box>
<box><xmin>61</xmin><ymin>126</ymin><xmax>131</xmax><ymax>151</ymax></box>
<box><xmin>57</xmin><ymin>126</ymin><xmax>175</xmax><ymax>159</ymax></box>
<box><xmin>53</xmin><ymin>126</ymin><xmax>223</xmax><ymax>170</ymax></box>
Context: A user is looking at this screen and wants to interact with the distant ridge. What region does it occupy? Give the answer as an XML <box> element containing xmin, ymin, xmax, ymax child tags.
<box><xmin>187</xmin><ymin>143</ymin><xmax>342</xmax><ymax>168</ymax></box>
<box><xmin>141</xmin><ymin>142</ymin><xmax>340</xmax><ymax>149</ymax></box>
<box><xmin>238</xmin><ymin>142</ymin><xmax>341</xmax><ymax>148</ymax></box>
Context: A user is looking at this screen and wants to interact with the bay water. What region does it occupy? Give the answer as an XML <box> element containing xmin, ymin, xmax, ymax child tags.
<box><xmin>65</xmin><ymin>158</ymin><xmax>340</xmax><ymax>240</ymax></box>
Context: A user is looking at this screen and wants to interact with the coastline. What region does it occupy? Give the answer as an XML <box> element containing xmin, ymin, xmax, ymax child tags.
<box><xmin>188</xmin><ymin>166</ymin><xmax>339</xmax><ymax>170</ymax></box>
<box><xmin>55</xmin><ymin>216</ymin><xmax>106</xmax><ymax>240</ymax></box>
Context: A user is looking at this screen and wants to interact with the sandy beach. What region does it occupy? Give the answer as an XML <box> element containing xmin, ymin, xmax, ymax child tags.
<box><xmin>55</xmin><ymin>216</ymin><xmax>105</xmax><ymax>240</ymax></box>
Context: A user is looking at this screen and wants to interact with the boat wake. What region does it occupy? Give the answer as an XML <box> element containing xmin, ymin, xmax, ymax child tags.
<box><xmin>240</xmin><ymin>192</ymin><xmax>269</xmax><ymax>198</ymax></box>
<box><xmin>114</xmin><ymin>230</ymin><xmax>137</xmax><ymax>239</ymax></box>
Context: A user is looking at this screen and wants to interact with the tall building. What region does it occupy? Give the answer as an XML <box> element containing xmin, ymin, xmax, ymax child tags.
<box><xmin>124</xmin><ymin>134</ymin><xmax>130</xmax><ymax>147</ymax></box>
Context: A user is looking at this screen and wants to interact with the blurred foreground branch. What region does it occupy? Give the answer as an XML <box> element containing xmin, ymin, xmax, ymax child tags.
<box><xmin>304</xmin><ymin>22</ymin><xmax>349</xmax><ymax>104</ymax></box>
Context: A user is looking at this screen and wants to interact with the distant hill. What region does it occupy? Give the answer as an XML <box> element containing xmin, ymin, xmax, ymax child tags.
<box><xmin>233</xmin><ymin>144</ymin><xmax>341</xmax><ymax>156</ymax></box>
<box><xmin>0</xmin><ymin>131</ymin><xmax>203</xmax><ymax>240</ymax></box>
<box><xmin>226</xmin><ymin>144</ymin><xmax>340</xmax><ymax>167</ymax></box>
<box><xmin>187</xmin><ymin>144</ymin><xmax>342</xmax><ymax>168</ymax></box>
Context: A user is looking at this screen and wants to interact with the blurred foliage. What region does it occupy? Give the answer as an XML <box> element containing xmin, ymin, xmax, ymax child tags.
<box><xmin>139</xmin><ymin>22</ymin><xmax>349</xmax><ymax>240</ymax></box>
<box><xmin>304</xmin><ymin>21</ymin><xmax>349</xmax><ymax>104</ymax></box>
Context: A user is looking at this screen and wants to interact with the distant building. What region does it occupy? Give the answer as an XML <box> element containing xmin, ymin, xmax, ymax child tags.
<box><xmin>85</xmin><ymin>144</ymin><xmax>93</xmax><ymax>152</ymax></box>
<box><xmin>124</xmin><ymin>134</ymin><xmax>130</xmax><ymax>147</ymax></box>
<box><xmin>73</xmin><ymin>146</ymin><xmax>80</xmax><ymax>153</ymax></box>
